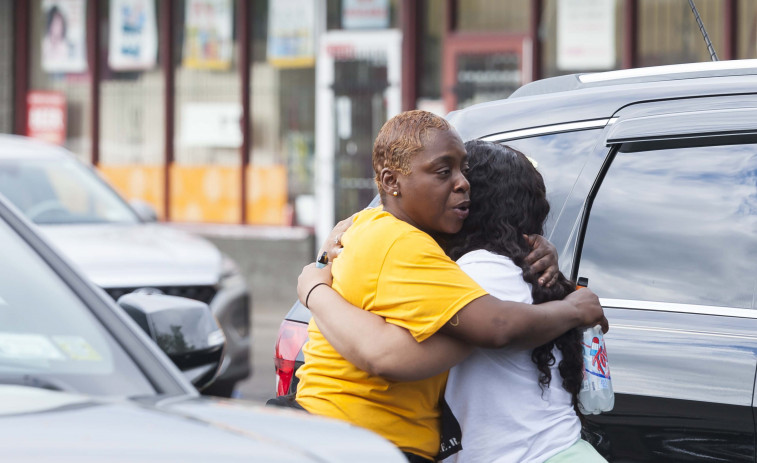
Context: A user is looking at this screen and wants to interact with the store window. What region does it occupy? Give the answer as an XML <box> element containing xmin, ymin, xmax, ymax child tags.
<box><xmin>172</xmin><ymin>0</ymin><xmax>241</xmax><ymax>224</ymax></box>
<box><xmin>97</xmin><ymin>0</ymin><xmax>166</xmax><ymax>218</ymax></box>
<box><xmin>440</xmin><ymin>1</ymin><xmax>533</xmax><ymax>112</ymax></box>
<box><xmin>540</xmin><ymin>0</ymin><xmax>624</xmax><ymax>78</ymax></box>
<box><xmin>29</xmin><ymin>0</ymin><xmax>92</xmax><ymax>162</ymax></box>
<box><xmin>416</xmin><ymin>0</ymin><xmax>443</xmax><ymax>108</ymax></box>
<box><xmin>249</xmin><ymin>0</ymin><xmax>314</xmax><ymax>226</ymax></box>
<box><xmin>738</xmin><ymin>0</ymin><xmax>757</xmax><ymax>59</ymax></box>
<box><xmin>457</xmin><ymin>0</ymin><xmax>529</xmax><ymax>33</ymax></box>
<box><xmin>638</xmin><ymin>0</ymin><xmax>723</xmax><ymax>67</ymax></box>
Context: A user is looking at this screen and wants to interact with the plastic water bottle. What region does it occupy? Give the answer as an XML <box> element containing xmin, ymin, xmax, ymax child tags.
<box><xmin>578</xmin><ymin>324</ymin><xmax>615</xmax><ymax>415</ymax></box>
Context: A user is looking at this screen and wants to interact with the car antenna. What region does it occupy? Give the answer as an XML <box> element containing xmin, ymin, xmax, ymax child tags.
<box><xmin>688</xmin><ymin>0</ymin><xmax>719</xmax><ymax>61</ymax></box>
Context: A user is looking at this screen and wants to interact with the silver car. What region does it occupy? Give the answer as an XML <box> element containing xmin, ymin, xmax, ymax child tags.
<box><xmin>0</xmin><ymin>192</ymin><xmax>405</xmax><ymax>462</ymax></box>
<box><xmin>0</xmin><ymin>134</ymin><xmax>249</xmax><ymax>397</ymax></box>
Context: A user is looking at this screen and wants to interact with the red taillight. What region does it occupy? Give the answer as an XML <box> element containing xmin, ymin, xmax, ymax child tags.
<box><xmin>274</xmin><ymin>319</ymin><xmax>309</xmax><ymax>396</ymax></box>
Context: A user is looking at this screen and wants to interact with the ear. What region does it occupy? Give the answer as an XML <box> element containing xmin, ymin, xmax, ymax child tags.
<box><xmin>379</xmin><ymin>167</ymin><xmax>400</xmax><ymax>196</ymax></box>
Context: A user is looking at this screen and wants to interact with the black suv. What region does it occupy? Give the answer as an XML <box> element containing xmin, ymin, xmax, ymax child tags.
<box><xmin>276</xmin><ymin>60</ymin><xmax>757</xmax><ymax>462</ymax></box>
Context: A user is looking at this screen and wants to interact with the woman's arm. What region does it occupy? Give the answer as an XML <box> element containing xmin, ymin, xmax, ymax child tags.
<box><xmin>298</xmin><ymin>263</ymin><xmax>472</xmax><ymax>381</ymax></box>
<box><xmin>299</xmin><ymin>258</ymin><xmax>606</xmax><ymax>354</ymax></box>
<box><xmin>439</xmin><ymin>289</ymin><xmax>607</xmax><ymax>348</ymax></box>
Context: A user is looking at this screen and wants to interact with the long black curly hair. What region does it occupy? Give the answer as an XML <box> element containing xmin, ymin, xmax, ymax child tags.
<box><xmin>444</xmin><ymin>140</ymin><xmax>583</xmax><ymax>416</ymax></box>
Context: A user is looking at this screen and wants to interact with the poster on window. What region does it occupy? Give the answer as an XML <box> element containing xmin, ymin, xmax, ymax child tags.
<box><xmin>182</xmin><ymin>0</ymin><xmax>233</xmax><ymax>70</ymax></box>
<box><xmin>41</xmin><ymin>0</ymin><xmax>88</xmax><ymax>73</ymax></box>
<box><xmin>557</xmin><ymin>0</ymin><xmax>616</xmax><ymax>71</ymax></box>
<box><xmin>27</xmin><ymin>91</ymin><xmax>67</xmax><ymax>146</ymax></box>
<box><xmin>267</xmin><ymin>0</ymin><xmax>315</xmax><ymax>68</ymax></box>
<box><xmin>108</xmin><ymin>0</ymin><xmax>157</xmax><ymax>71</ymax></box>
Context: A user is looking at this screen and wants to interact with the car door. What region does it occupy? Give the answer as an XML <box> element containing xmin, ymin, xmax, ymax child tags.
<box><xmin>571</xmin><ymin>101</ymin><xmax>757</xmax><ymax>462</ymax></box>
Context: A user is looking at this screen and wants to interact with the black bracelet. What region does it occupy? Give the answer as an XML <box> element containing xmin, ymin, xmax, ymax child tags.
<box><xmin>305</xmin><ymin>282</ymin><xmax>328</xmax><ymax>309</ymax></box>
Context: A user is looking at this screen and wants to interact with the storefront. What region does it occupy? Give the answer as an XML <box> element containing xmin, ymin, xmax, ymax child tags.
<box><xmin>3</xmin><ymin>0</ymin><xmax>755</xmax><ymax>240</ymax></box>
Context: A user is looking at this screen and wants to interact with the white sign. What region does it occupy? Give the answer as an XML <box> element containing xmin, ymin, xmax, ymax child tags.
<box><xmin>342</xmin><ymin>0</ymin><xmax>390</xmax><ymax>29</ymax></box>
<box><xmin>108</xmin><ymin>0</ymin><xmax>158</xmax><ymax>71</ymax></box>
<box><xmin>180</xmin><ymin>102</ymin><xmax>241</xmax><ymax>148</ymax></box>
<box><xmin>41</xmin><ymin>0</ymin><xmax>88</xmax><ymax>73</ymax></box>
<box><xmin>557</xmin><ymin>0</ymin><xmax>616</xmax><ymax>71</ymax></box>
<box><xmin>267</xmin><ymin>0</ymin><xmax>316</xmax><ymax>68</ymax></box>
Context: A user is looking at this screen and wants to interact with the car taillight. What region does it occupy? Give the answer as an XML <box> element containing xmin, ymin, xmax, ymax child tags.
<box><xmin>274</xmin><ymin>319</ymin><xmax>309</xmax><ymax>396</ymax></box>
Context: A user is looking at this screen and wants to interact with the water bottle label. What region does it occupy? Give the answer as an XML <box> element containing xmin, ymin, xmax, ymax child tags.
<box><xmin>582</xmin><ymin>333</ymin><xmax>611</xmax><ymax>391</ymax></box>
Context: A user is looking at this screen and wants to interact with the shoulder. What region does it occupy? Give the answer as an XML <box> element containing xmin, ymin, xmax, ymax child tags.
<box><xmin>338</xmin><ymin>209</ymin><xmax>448</xmax><ymax>277</ymax></box>
<box><xmin>349</xmin><ymin>208</ymin><xmax>441</xmax><ymax>253</ymax></box>
<box><xmin>457</xmin><ymin>249</ymin><xmax>521</xmax><ymax>273</ymax></box>
<box><xmin>456</xmin><ymin>249</ymin><xmax>532</xmax><ymax>303</ymax></box>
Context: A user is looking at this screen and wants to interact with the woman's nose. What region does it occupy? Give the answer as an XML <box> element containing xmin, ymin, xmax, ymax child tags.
<box><xmin>454</xmin><ymin>172</ymin><xmax>470</xmax><ymax>192</ymax></box>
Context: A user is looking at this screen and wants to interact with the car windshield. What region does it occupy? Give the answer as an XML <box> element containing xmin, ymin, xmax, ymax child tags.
<box><xmin>0</xmin><ymin>157</ymin><xmax>139</xmax><ymax>225</ymax></box>
<box><xmin>0</xmin><ymin>217</ymin><xmax>155</xmax><ymax>396</ymax></box>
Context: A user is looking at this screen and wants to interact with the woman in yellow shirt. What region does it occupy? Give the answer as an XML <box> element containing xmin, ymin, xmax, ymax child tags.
<box><xmin>296</xmin><ymin>110</ymin><xmax>606</xmax><ymax>462</ymax></box>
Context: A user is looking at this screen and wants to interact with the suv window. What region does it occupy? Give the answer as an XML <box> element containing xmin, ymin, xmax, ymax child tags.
<box><xmin>578</xmin><ymin>142</ymin><xmax>757</xmax><ymax>309</ymax></box>
<box><xmin>504</xmin><ymin>129</ymin><xmax>600</xmax><ymax>235</ymax></box>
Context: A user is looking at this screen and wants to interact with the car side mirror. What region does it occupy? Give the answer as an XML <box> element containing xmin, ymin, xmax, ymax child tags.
<box><xmin>129</xmin><ymin>199</ymin><xmax>159</xmax><ymax>223</ymax></box>
<box><xmin>117</xmin><ymin>293</ymin><xmax>225</xmax><ymax>391</ymax></box>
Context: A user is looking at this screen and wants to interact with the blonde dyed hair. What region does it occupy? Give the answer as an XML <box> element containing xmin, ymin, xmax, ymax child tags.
<box><xmin>373</xmin><ymin>110</ymin><xmax>452</xmax><ymax>195</ymax></box>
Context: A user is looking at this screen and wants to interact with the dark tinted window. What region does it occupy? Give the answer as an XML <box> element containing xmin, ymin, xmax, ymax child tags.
<box><xmin>579</xmin><ymin>143</ymin><xmax>757</xmax><ymax>308</ymax></box>
<box><xmin>505</xmin><ymin>129</ymin><xmax>600</xmax><ymax>235</ymax></box>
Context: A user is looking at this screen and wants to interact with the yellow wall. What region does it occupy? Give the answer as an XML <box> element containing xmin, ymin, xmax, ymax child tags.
<box><xmin>170</xmin><ymin>165</ymin><xmax>242</xmax><ymax>223</ymax></box>
<box><xmin>98</xmin><ymin>164</ymin><xmax>289</xmax><ymax>225</ymax></box>
<box><xmin>98</xmin><ymin>165</ymin><xmax>166</xmax><ymax>219</ymax></box>
<box><xmin>246</xmin><ymin>164</ymin><xmax>289</xmax><ymax>225</ymax></box>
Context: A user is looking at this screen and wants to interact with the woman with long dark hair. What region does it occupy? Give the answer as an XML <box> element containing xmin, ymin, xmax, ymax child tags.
<box><xmin>440</xmin><ymin>140</ymin><xmax>599</xmax><ymax>462</ymax></box>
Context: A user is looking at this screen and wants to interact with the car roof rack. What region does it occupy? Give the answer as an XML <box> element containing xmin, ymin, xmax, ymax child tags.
<box><xmin>510</xmin><ymin>59</ymin><xmax>757</xmax><ymax>99</ymax></box>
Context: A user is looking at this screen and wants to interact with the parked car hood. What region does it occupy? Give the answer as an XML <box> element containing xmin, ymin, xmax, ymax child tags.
<box><xmin>38</xmin><ymin>223</ymin><xmax>222</xmax><ymax>288</ymax></box>
<box><xmin>0</xmin><ymin>386</ymin><xmax>404</xmax><ymax>462</ymax></box>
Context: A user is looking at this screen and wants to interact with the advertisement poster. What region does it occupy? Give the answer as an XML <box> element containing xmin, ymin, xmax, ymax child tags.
<box><xmin>27</xmin><ymin>91</ymin><xmax>67</xmax><ymax>146</ymax></box>
<box><xmin>342</xmin><ymin>0</ymin><xmax>389</xmax><ymax>30</ymax></box>
<box><xmin>267</xmin><ymin>0</ymin><xmax>315</xmax><ymax>68</ymax></box>
<box><xmin>182</xmin><ymin>0</ymin><xmax>233</xmax><ymax>70</ymax></box>
<box><xmin>557</xmin><ymin>0</ymin><xmax>616</xmax><ymax>71</ymax></box>
<box><xmin>41</xmin><ymin>0</ymin><xmax>88</xmax><ymax>73</ymax></box>
<box><xmin>108</xmin><ymin>0</ymin><xmax>158</xmax><ymax>71</ymax></box>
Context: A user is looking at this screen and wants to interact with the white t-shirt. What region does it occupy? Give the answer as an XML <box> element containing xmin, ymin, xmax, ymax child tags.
<box><xmin>444</xmin><ymin>249</ymin><xmax>581</xmax><ymax>463</ymax></box>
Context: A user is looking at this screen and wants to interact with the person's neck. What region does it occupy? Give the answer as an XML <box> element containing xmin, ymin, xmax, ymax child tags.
<box><xmin>382</xmin><ymin>201</ymin><xmax>423</xmax><ymax>234</ymax></box>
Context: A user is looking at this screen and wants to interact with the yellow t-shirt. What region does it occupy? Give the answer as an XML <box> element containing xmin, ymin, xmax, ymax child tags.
<box><xmin>295</xmin><ymin>207</ymin><xmax>488</xmax><ymax>460</ymax></box>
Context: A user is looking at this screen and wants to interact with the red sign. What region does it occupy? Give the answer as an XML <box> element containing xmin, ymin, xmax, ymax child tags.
<box><xmin>27</xmin><ymin>91</ymin><xmax>67</xmax><ymax>146</ymax></box>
